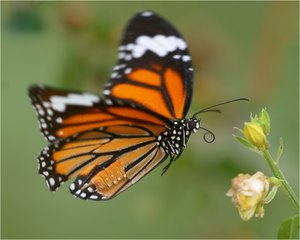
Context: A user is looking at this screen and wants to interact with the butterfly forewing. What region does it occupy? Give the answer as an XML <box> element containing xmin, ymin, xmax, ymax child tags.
<box><xmin>29</xmin><ymin>85</ymin><xmax>168</xmax><ymax>141</ymax></box>
<box><xmin>103</xmin><ymin>11</ymin><xmax>193</xmax><ymax>120</ymax></box>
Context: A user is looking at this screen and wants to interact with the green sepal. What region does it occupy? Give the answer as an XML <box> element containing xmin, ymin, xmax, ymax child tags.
<box><xmin>232</xmin><ymin>135</ymin><xmax>260</xmax><ymax>154</ymax></box>
<box><xmin>233</xmin><ymin>127</ymin><xmax>244</xmax><ymax>135</ymax></box>
<box><xmin>264</xmin><ymin>183</ymin><xmax>280</xmax><ymax>204</ymax></box>
<box><xmin>259</xmin><ymin>108</ymin><xmax>270</xmax><ymax>135</ymax></box>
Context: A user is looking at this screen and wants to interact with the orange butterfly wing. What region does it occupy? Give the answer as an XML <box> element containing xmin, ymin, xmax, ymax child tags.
<box><xmin>38</xmin><ymin>125</ymin><xmax>167</xmax><ymax>200</ymax></box>
<box><xmin>102</xmin><ymin>12</ymin><xmax>193</xmax><ymax>120</ymax></box>
<box><xmin>29</xmin><ymin>86</ymin><xmax>168</xmax><ymax>141</ymax></box>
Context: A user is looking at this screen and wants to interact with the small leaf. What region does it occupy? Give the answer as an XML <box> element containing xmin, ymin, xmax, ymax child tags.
<box><xmin>276</xmin><ymin>138</ymin><xmax>284</xmax><ymax>163</ymax></box>
<box><xmin>277</xmin><ymin>215</ymin><xmax>299</xmax><ymax>239</ymax></box>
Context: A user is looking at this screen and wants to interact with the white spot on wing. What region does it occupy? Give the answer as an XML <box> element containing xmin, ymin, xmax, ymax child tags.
<box><xmin>124</xmin><ymin>54</ymin><xmax>132</xmax><ymax>61</ymax></box>
<box><xmin>126</xmin><ymin>43</ymin><xmax>134</xmax><ymax>51</ymax></box>
<box><xmin>118</xmin><ymin>52</ymin><xmax>125</xmax><ymax>59</ymax></box>
<box><xmin>176</xmin><ymin>38</ymin><xmax>187</xmax><ymax>50</ymax></box>
<box><xmin>49</xmin><ymin>178</ymin><xmax>55</xmax><ymax>186</ymax></box>
<box><xmin>70</xmin><ymin>183</ymin><xmax>75</xmax><ymax>191</ymax></box>
<box><xmin>154</xmin><ymin>35</ymin><xmax>177</xmax><ymax>52</ymax></box>
<box><xmin>136</xmin><ymin>36</ymin><xmax>167</xmax><ymax>57</ymax></box>
<box><xmin>105</xmin><ymin>99</ymin><xmax>113</xmax><ymax>105</ymax></box>
<box><xmin>43</xmin><ymin>102</ymin><xmax>51</xmax><ymax>108</ymax></box>
<box><xmin>48</xmin><ymin>136</ymin><xmax>55</xmax><ymax>141</ymax></box>
<box><xmin>182</xmin><ymin>55</ymin><xmax>191</xmax><ymax>62</ymax></box>
<box><xmin>103</xmin><ymin>90</ymin><xmax>111</xmax><ymax>95</ymax></box>
<box><xmin>128</xmin><ymin>35</ymin><xmax>188</xmax><ymax>59</ymax></box>
<box><xmin>50</xmin><ymin>93</ymin><xmax>99</xmax><ymax>112</ymax></box>
<box><xmin>90</xmin><ymin>195</ymin><xmax>98</xmax><ymax>199</ymax></box>
<box><xmin>111</xmin><ymin>72</ymin><xmax>118</xmax><ymax>78</ymax></box>
<box><xmin>132</xmin><ymin>45</ymin><xmax>146</xmax><ymax>58</ymax></box>
<box><xmin>124</xmin><ymin>68</ymin><xmax>132</xmax><ymax>74</ymax></box>
<box><xmin>141</xmin><ymin>11</ymin><xmax>153</xmax><ymax>17</ymax></box>
<box><xmin>56</xmin><ymin>117</ymin><xmax>63</xmax><ymax>123</ymax></box>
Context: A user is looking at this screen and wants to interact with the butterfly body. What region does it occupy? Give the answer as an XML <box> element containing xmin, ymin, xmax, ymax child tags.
<box><xmin>158</xmin><ymin>118</ymin><xmax>200</xmax><ymax>155</ymax></box>
<box><xmin>29</xmin><ymin>11</ymin><xmax>201</xmax><ymax>200</ymax></box>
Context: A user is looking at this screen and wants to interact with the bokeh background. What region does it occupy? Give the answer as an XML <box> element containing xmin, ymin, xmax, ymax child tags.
<box><xmin>1</xmin><ymin>1</ymin><xmax>299</xmax><ymax>239</ymax></box>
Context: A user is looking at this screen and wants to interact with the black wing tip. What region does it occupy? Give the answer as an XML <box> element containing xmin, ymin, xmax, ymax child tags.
<box><xmin>69</xmin><ymin>177</ymin><xmax>105</xmax><ymax>201</ymax></box>
<box><xmin>28</xmin><ymin>84</ymin><xmax>45</xmax><ymax>96</ymax></box>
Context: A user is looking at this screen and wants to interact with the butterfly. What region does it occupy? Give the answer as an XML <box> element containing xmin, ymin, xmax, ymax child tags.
<box><xmin>29</xmin><ymin>11</ymin><xmax>242</xmax><ymax>201</ymax></box>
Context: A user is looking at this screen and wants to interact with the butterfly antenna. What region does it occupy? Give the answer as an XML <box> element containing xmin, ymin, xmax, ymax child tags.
<box><xmin>199</xmin><ymin>126</ymin><xmax>216</xmax><ymax>143</ymax></box>
<box><xmin>193</xmin><ymin>98</ymin><xmax>249</xmax><ymax>118</ymax></box>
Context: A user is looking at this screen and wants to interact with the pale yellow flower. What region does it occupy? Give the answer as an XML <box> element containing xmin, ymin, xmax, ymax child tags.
<box><xmin>226</xmin><ymin>172</ymin><xmax>270</xmax><ymax>221</ymax></box>
<box><xmin>244</xmin><ymin>122</ymin><xmax>269</xmax><ymax>149</ymax></box>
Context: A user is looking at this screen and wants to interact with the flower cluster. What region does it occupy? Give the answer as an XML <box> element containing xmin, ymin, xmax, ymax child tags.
<box><xmin>227</xmin><ymin>108</ymin><xmax>299</xmax><ymax>238</ymax></box>
<box><xmin>228</xmin><ymin>108</ymin><xmax>283</xmax><ymax>221</ymax></box>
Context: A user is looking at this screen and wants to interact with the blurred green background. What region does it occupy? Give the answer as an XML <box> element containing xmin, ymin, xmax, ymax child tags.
<box><xmin>1</xmin><ymin>1</ymin><xmax>299</xmax><ymax>239</ymax></box>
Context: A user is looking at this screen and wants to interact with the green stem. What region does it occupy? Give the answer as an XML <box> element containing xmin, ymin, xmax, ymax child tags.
<box><xmin>262</xmin><ymin>149</ymin><xmax>299</xmax><ymax>212</ymax></box>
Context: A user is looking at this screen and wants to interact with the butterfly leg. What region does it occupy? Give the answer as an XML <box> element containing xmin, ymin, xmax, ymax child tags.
<box><xmin>161</xmin><ymin>156</ymin><xmax>175</xmax><ymax>175</ymax></box>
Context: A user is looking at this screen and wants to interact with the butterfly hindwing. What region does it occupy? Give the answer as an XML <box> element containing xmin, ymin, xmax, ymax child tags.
<box><xmin>103</xmin><ymin>11</ymin><xmax>193</xmax><ymax>120</ymax></box>
<box><xmin>38</xmin><ymin>124</ymin><xmax>167</xmax><ymax>200</ymax></box>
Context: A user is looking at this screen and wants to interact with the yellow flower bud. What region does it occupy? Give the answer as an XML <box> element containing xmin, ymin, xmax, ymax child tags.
<box><xmin>226</xmin><ymin>172</ymin><xmax>270</xmax><ymax>221</ymax></box>
<box><xmin>244</xmin><ymin>122</ymin><xmax>269</xmax><ymax>149</ymax></box>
